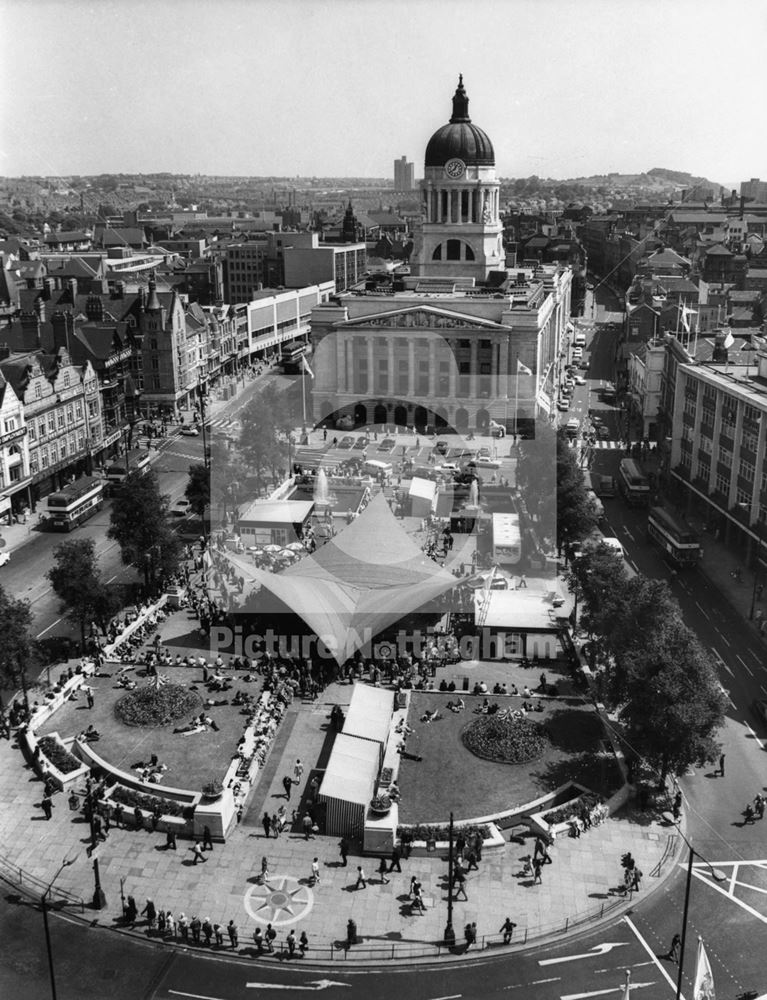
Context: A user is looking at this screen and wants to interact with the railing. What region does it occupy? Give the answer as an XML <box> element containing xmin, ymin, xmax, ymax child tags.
<box><xmin>0</xmin><ymin>853</ymin><xmax>86</xmax><ymax>912</ymax></box>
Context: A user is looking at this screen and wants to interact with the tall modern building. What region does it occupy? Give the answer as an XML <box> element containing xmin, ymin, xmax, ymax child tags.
<box><xmin>310</xmin><ymin>77</ymin><xmax>572</xmax><ymax>436</ymax></box>
<box><xmin>394</xmin><ymin>155</ymin><xmax>415</xmax><ymax>191</ymax></box>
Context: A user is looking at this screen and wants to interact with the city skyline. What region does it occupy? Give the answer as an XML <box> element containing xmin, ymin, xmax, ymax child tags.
<box><xmin>1</xmin><ymin>0</ymin><xmax>765</xmax><ymax>185</ymax></box>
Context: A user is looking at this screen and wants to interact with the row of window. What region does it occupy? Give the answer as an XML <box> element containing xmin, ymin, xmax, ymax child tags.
<box><xmin>29</xmin><ymin>432</ymin><xmax>87</xmax><ymax>474</ymax></box>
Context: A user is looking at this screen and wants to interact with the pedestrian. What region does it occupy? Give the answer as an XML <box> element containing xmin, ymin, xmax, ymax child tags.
<box><xmin>265</xmin><ymin>923</ymin><xmax>277</xmax><ymax>952</ymax></box>
<box><xmin>262</xmin><ymin>812</ymin><xmax>271</xmax><ymax>839</ymax></box>
<box><xmin>214</xmin><ymin>922</ymin><xmax>224</xmax><ymax>947</ymax></box>
<box><xmin>377</xmin><ymin>857</ymin><xmax>390</xmax><ymax>884</ymax></box>
<box><xmin>355</xmin><ymin>865</ymin><xmax>367</xmax><ymax>889</ymax></box>
<box><xmin>271</xmin><ymin>811</ymin><xmax>280</xmax><ymax>839</ymax></box>
<box><xmin>311</xmin><ymin>857</ymin><xmax>320</xmax><ymax>886</ymax></box>
<box><xmin>309</xmin><ymin>775</ymin><xmax>319</xmax><ymax>801</ymax></box>
<box><xmin>668</xmin><ymin>932</ymin><xmax>681</xmax><ymax>963</ymax></box>
<box><xmin>464</xmin><ymin>922</ymin><xmax>475</xmax><ymax>950</ymax></box>
<box><xmin>166</xmin><ymin>827</ymin><xmax>177</xmax><ymax>850</ymax></box>
<box><xmin>113</xmin><ymin>802</ymin><xmax>124</xmax><ymax>828</ymax></box>
<box><xmin>302</xmin><ymin>813</ymin><xmax>313</xmax><ymax>839</ymax></box>
<box><xmin>166</xmin><ymin>911</ymin><xmax>176</xmax><ymax>939</ymax></box>
<box><xmin>719</xmin><ymin>753</ymin><xmax>726</xmax><ymax>777</ymax></box>
<box><xmin>466</xmin><ymin>848</ymin><xmax>479</xmax><ymax>871</ymax></box>
<box><xmin>299</xmin><ymin>930</ymin><xmax>309</xmax><ymax>957</ymax></box>
<box><xmin>157</xmin><ymin>910</ymin><xmax>167</xmax><ymax>936</ymax></box>
<box><xmin>93</xmin><ymin>814</ymin><xmax>106</xmax><ymax>841</ymax></box>
<box><xmin>141</xmin><ymin>899</ymin><xmax>156</xmax><ymax>930</ymax></box>
<box><xmin>41</xmin><ymin>797</ymin><xmax>53</xmax><ymax>820</ymax></box>
<box><xmin>412</xmin><ymin>880</ymin><xmax>425</xmax><ymax>912</ymax></box>
<box><xmin>227</xmin><ymin>919</ymin><xmax>238</xmax><ymax>949</ymax></box>
<box><xmin>86</xmin><ymin>688</ymin><xmax>94</xmax><ymax>710</ymax></box>
<box><xmin>518</xmin><ymin>574</ymin><xmax>527</xmax><ymax>589</ymax></box>
<box><xmin>454</xmin><ymin>870</ymin><xmax>468</xmax><ymax>900</ymax></box>
<box><xmin>294</xmin><ymin>758</ymin><xmax>304</xmax><ymax>783</ymax></box>
<box><xmin>500</xmin><ymin>917</ymin><xmax>517</xmax><ymax>944</ymax></box>
<box><xmin>191</xmin><ymin>841</ymin><xmax>207</xmax><ymax>864</ymax></box>
<box><xmin>389</xmin><ymin>844</ymin><xmax>402</xmax><ymax>873</ymax></box>
<box><xmin>178</xmin><ymin>913</ymin><xmax>189</xmax><ymax>941</ymax></box>
<box><xmin>630</xmin><ymin>868</ymin><xmax>643</xmax><ymax>892</ymax></box>
<box><xmin>533</xmin><ymin>857</ymin><xmax>543</xmax><ymax>884</ymax></box>
<box><xmin>202</xmin><ymin>825</ymin><xmax>214</xmax><ymax>851</ymax></box>
<box><xmin>253</xmin><ymin>927</ymin><xmax>264</xmax><ymax>954</ymax></box>
<box><xmin>261</xmin><ymin>856</ymin><xmax>270</xmax><ymax>883</ymax></box>
<box><xmin>455</xmin><ymin>833</ymin><xmax>466</xmax><ymax>858</ymax></box>
<box><xmin>190</xmin><ymin>916</ymin><xmax>201</xmax><ymax>945</ymax></box>
<box><xmin>744</xmin><ymin>803</ymin><xmax>755</xmax><ymax>824</ymax></box>
<box><xmin>339</xmin><ymin>837</ymin><xmax>349</xmax><ymax>866</ymax></box>
<box><xmin>287</xmin><ymin>929</ymin><xmax>297</xmax><ymax>957</ymax></box>
<box><xmin>202</xmin><ymin>917</ymin><xmax>213</xmax><ymax>946</ymax></box>
<box><xmin>755</xmin><ymin>794</ymin><xmax>765</xmax><ymax>820</ymax></box>
<box><xmin>134</xmin><ymin>806</ymin><xmax>143</xmax><ymax>831</ymax></box>
<box><xmin>346</xmin><ymin>919</ymin><xmax>357</xmax><ymax>947</ymax></box>
<box><xmin>533</xmin><ymin>837</ymin><xmax>544</xmax><ymax>860</ymax></box>
<box><xmin>282</xmin><ymin>774</ymin><xmax>293</xmax><ymax>800</ymax></box>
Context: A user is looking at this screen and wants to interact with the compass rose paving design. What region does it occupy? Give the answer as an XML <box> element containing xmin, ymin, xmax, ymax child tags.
<box><xmin>245</xmin><ymin>876</ymin><xmax>314</xmax><ymax>926</ymax></box>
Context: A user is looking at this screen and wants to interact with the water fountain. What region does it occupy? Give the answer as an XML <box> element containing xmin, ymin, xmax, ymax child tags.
<box><xmin>312</xmin><ymin>467</ymin><xmax>336</xmax><ymax>511</ymax></box>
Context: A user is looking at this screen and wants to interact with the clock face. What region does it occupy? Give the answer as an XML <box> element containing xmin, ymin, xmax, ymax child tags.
<box><xmin>444</xmin><ymin>158</ymin><xmax>466</xmax><ymax>179</ymax></box>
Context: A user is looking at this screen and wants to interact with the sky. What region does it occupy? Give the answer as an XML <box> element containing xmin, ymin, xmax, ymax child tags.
<box><xmin>1</xmin><ymin>0</ymin><xmax>766</xmax><ymax>184</ymax></box>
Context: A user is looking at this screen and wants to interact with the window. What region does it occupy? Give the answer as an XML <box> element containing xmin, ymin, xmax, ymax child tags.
<box><xmin>63</xmin><ymin>371</ymin><xmax>70</xmax><ymax>388</ymax></box>
<box><xmin>739</xmin><ymin>458</ymin><xmax>755</xmax><ymax>483</ymax></box>
<box><xmin>465</xmin><ymin>244</ymin><xmax>475</xmax><ymax>261</ymax></box>
<box><xmin>714</xmin><ymin>471</ymin><xmax>729</xmax><ymax>495</ymax></box>
<box><xmin>29</xmin><ymin>422</ymin><xmax>36</xmax><ymax>440</ymax></box>
<box><xmin>432</xmin><ymin>244</ymin><xmax>442</xmax><ymax>261</ymax></box>
<box><xmin>40</xmin><ymin>447</ymin><xmax>48</xmax><ymax>468</ymax></box>
<box><xmin>66</xmin><ymin>406</ymin><xmax>74</xmax><ymax>425</ymax></box>
<box><xmin>718</xmin><ymin>448</ymin><xmax>732</xmax><ymax>468</ymax></box>
<box><xmin>151</xmin><ymin>339</ymin><xmax>158</xmax><ymax>350</ymax></box>
<box><xmin>736</xmin><ymin>488</ymin><xmax>751</xmax><ymax>507</ymax></box>
<box><xmin>479</xmin><ymin>340</ymin><xmax>491</xmax><ymax>351</ymax></box>
<box><xmin>3</xmin><ymin>418</ymin><xmax>15</xmax><ymax>433</ymax></box>
<box><xmin>447</xmin><ymin>239</ymin><xmax>461</xmax><ymax>261</ymax></box>
<box><xmin>35</xmin><ymin>383</ymin><xmax>42</xmax><ymax>399</ymax></box>
<box><xmin>153</xmin><ymin>377</ymin><xmax>161</xmax><ymax>389</ymax></box>
<box><xmin>57</xmin><ymin>411</ymin><xmax>65</xmax><ymax>429</ymax></box>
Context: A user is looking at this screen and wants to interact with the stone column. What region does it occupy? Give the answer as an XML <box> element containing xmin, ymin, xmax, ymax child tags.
<box><xmin>367</xmin><ymin>337</ymin><xmax>375</xmax><ymax>396</ymax></box>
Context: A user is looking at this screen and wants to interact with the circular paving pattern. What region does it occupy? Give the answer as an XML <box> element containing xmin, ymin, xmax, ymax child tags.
<box><xmin>244</xmin><ymin>876</ymin><xmax>314</xmax><ymax>926</ymax></box>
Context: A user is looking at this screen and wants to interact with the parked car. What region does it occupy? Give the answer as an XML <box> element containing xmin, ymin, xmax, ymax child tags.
<box><xmin>565</xmin><ymin>418</ymin><xmax>580</xmax><ymax>437</ymax></box>
<box><xmin>471</xmin><ymin>457</ymin><xmax>502</xmax><ymax>469</ymax></box>
<box><xmin>597</xmin><ymin>425</ymin><xmax>610</xmax><ymax>439</ymax></box>
<box><xmin>574</xmin><ymin>374</ymin><xmax>587</xmax><ymax>385</ymax></box>
<box><xmin>180</xmin><ymin>426</ymin><xmax>199</xmax><ymax>436</ymax></box>
<box><xmin>170</xmin><ymin>498</ymin><xmax>192</xmax><ymax>517</ymax></box>
<box><xmin>477</xmin><ymin>446</ymin><xmax>491</xmax><ymax>459</ymax></box>
<box><xmin>572</xmin><ymin>347</ymin><xmax>583</xmax><ymax>360</ymax></box>
<box><xmin>557</xmin><ymin>397</ymin><xmax>570</xmax><ymax>411</ymax></box>
<box><xmin>352</xmin><ymin>437</ymin><xmax>370</xmax><ymax>450</ymax></box>
<box><xmin>378</xmin><ymin>437</ymin><xmax>396</xmax><ymax>452</ymax></box>
<box><xmin>337</xmin><ymin>435</ymin><xmax>355</xmax><ymax>449</ymax></box>
<box><xmin>434</xmin><ymin>440</ymin><xmax>449</xmax><ymax>455</ymax></box>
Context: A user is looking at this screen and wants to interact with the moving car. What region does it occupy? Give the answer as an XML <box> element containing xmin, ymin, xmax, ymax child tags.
<box><xmin>337</xmin><ymin>435</ymin><xmax>355</xmax><ymax>449</ymax></box>
<box><xmin>378</xmin><ymin>437</ymin><xmax>396</xmax><ymax>452</ymax></box>
<box><xmin>471</xmin><ymin>457</ymin><xmax>502</xmax><ymax>469</ymax></box>
<box><xmin>557</xmin><ymin>396</ymin><xmax>570</xmax><ymax>411</ymax></box>
<box><xmin>180</xmin><ymin>426</ymin><xmax>199</xmax><ymax>436</ymax></box>
<box><xmin>434</xmin><ymin>440</ymin><xmax>449</xmax><ymax>455</ymax></box>
<box><xmin>352</xmin><ymin>437</ymin><xmax>369</xmax><ymax>450</ymax></box>
<box><xmin>575</xmin><ymin>374</ymin><xmax>587</xmax><ymax>385</ymax></box>
<box><xmin>565</xmin><ymin>418</ymin><xmax>580</xmax><ymax>437</ymax></box>
<box><xmin>170</xmin><ymin>498</ymin><xmax>192</xmax><ymax>517</ymax></box>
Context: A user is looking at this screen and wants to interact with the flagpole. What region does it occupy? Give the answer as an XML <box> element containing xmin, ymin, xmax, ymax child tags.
<box><xmin>301</xmin><ymin>364</ymin><xmax>307</xmax><ymax>427</ymax></box>
<box><xmin>514</xmin><ymin>356</ymin><xmax>519</xmax><ymax>439</ymax></box>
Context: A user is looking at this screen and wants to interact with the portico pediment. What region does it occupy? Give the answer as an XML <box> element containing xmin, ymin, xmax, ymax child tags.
<box><xmin>336</xmin><ymin>305</ymin><xmax>509</xmax><ymax>332</ymax></box>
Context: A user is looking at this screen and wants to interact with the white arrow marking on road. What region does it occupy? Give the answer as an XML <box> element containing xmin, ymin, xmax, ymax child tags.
<box><xmin>245</xmin><ymin>981</ymin><xmax>351</xmax><ymax>991</ymax></box>
<box><xmin>539</xmin><ymin>943</ymin><xmax>628</xmax><ymax>966</ymax></box>
<box><xmin>561</xmin><ymin>985</ymin><xmax>655</xmax><ymax>1000</ymax></box>
<box><xmin>711</xmin><ymin>647</ymin><xmax>734</xmax><ymax>678</ymax></box>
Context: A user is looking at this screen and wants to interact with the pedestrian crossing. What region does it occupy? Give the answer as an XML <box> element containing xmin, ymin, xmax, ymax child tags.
<box><xmin>568</xmin><ymin>439</ymin><xmax>624</xmax><ymax>451</ymax></box>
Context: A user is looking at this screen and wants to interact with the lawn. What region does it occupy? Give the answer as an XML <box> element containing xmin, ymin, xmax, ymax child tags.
<box><xmin>36</xmin><ymin>666</ymin><xmax>263</xmax><ymax>792</ymax></box>
<box><xmin>396</xmin><ymin>692</ymin><xmax>622</xmax><ymax>825</ymax></box>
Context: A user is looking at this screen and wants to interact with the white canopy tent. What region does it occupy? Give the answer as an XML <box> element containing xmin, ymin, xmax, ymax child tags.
<box><xmin>318</xmin><ymin>732</ymin><xmax>380</xmax><ymax>837</ymax></box>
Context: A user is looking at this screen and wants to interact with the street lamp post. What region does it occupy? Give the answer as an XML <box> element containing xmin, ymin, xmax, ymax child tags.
<box><xmin>749</xmin><ymin>540</ymin><xmax>764</xmax><ymax>621</ymax></box>
<box><xmin>443</xmin><ymin>811</ymin><xmax>456</xmax><ymax>947</ymax></box>
<box><xmin>41</xmin><ymin>857</ymin><xmax>76</xmax><ymax>1000</ymax></box>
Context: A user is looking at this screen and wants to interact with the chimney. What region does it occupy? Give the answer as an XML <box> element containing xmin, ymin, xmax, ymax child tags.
<box><xmin>65</xmin><ymin>277</ymin><xmax>78</xmax><ymax>300</ymax></box>
<box><xmin>85</xmin><ymin>294</ymin><xmax>104</xmax><ymax>322</ymax></box>
<box><xmin>51</xmin><ymin>310</ymin><xmax>73</xmax><ymax>351</ymax></box>
<box><xmin>114</xmin><ymin>281</ymin><xmax>125</xmax><ymax>299</ymax></box>
<box><xmin>712</xmin><ymin>331</ymin><xmax>728</xmax><ymax>364</ymax></box>
<box><xmin>42</xmin><ymin>277</ymin><xmax>55</xmax><ymax>299</ymax></box>
<box><xmin>19</xmin><ymin>310</ymin><xmax>41</xmax><ymax>348</ymax></box>
<box><xmin>740</xmin><ymin>195</ymin><xmax>745</xmax><ymax>220</ymax></box>
<box><xmin>33</xmin><ymin>297</ymin><xmax>45</xmax><ymax>322</ymax></box>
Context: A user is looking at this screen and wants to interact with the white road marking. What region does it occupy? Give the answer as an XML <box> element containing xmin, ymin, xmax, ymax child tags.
<box><xmin>696</xmin><ymin>601</ymin><xmax>706</xmax><ymax>614</ymax></box>
<box><xmin>244</xmin><ymin>980</ymin><xmax>351</xmax><ymax>991</ymax></box>
<box><xmin>745</xmin><ymin>721</ymin><xmax>765</xmax><ymax>750</ymax></box>
<box><xmin>623</xmin><ymin>527</ymin><xmax>634</xmax><ymax>542</ymax></box>
<box><xmin>689</xmin><ymin>865</ymin><xmax>767</xmax><ymax>925</ymax></box>
<box><xmin>428</xmin><ymin>995</ymin><xmax>462</xmax><ymax>1000</ymax></box>
<box><xmin>714</xmin><ymin>627</ymin><xmax>731</xmax><ymax>647</ymax></box>
<box><xmin>593</xmin><ymin>962</ymin><xmax>653</xmax><ymax>974</ymax></box>
<box><xmin>711</xmin><ymin>648</ymin><xmax>734</xmax><ymax>677</ymax></box>
<box><xmin>504</xmin><ymin>979</ymin><xmax>562</xmax><ymax>990</ymax></box>
<box><xmin>36</xmin><ymin>618</ymin><xmax>63</xmax><ymax>639</ymax></box>
<box><xmin>539</xmin><ymin>943</ymin><xmax>628</xmax><ymax>966</ymax></box>
<box><xmin>762</xmin><ymin>685</ymin><xmax>767</xmax><ymax>696</ymax></box>
<box><xmin>623</xmin><ymin>916</ymin><xmax>683</xmax><ymax>999</ymax></box>
<box><xmin>560</xmin><ymin>986</ymin><xmax>655</xmax><ymax>1000</ymax></box>
<box><xmin>737</xmin><ymin>654</ymin><xmax>754</xmax><ymax>676</ymax></box>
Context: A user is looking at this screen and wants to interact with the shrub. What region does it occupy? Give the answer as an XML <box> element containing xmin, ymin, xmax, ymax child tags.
<box><xmin>462</xmin><ymin>715</ymin><xmax>549</xmax><ymax>764</ymax></box>
<box><xmin>543</xmin><ymin>791</ymin><xmax>600</xmax><ymax>825</ymax></box>
<box><xmin>111</xmin><ymin>784</ymin><xmax>193</xmax><ymax>820</ymax></box>
<box><xmin>115</xmin><ymin>683</ymin><xmax>202</xmax><ymax>727</ymax></box>
<box><xmin>38</xmin><ymin>736</ymin><xmax>81</xmax><ymax>774</ymax></box>
<box><xmin>397</xmin><ymin>822</ymin><xmax>491</xmax><ymax>843</ymax></box>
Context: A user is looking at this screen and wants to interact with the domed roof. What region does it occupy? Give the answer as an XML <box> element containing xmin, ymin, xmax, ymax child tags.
<box><xmin>424</xmin><ymin>75</ymin><xmax>495</xmax><ymax>169</ymax></box>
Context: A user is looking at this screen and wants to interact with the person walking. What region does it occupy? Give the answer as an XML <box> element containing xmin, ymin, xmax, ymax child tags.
<box><xmin>299</xmin><ymin>930</ymin><xmax>309</xmax><ymax>957</ymax></box>
<box><xmin>464</xmin><ymin>922</ymin><xmax>476</xmax><ymax>950</ymax></box>
<box><xmin>260</xmin><ymin>856</ymin><xmax>270</xmax><ymax>883</ymax></box>
<box><xmin>411</xmin><ymin>880</ymin><xmax>425</xmax><ymax>912</ymax></box>
<box><xmin>227</xmin><ymin>919</ymin><xmax>238</xmax><ymax>949</ymax></box>
<box><xmin>346</xmin><ymin>919</ymin><xmax>357</xmax><ymax>947</ymax></box>
<box><xmin>86</xmin><ymin>688</ymin><xmax>94</xmax><ymax>710</ymax></box>
<box><xmin>271</xmin><ymin>811</ymin><xmax>280</xmax><ymax>839</ymax></box>
<box><xmin>719</xmin><ymin>753</ymin><xmax>726</xmax><ymax>777</ymax></box>
<box><xmin>377</xmin><ymin>857</ymin><xmax>390</xmax><ymax>884</ymax></box>
<box><xmin>311</xmin><ymin>857</ymin><xmax>320</xmax><ymax>886</ymax></box>
<box><xmin>755</xmin><ymin>793</ymin><xmax>765</xmax><ymax>820</ymax></box>
<box><xmin>389</xmin><ymin>844</ymin><xmax>402</xmax><ymax>873</ymax></box>
<box><xmin>355</xmin><ymin>865</ymin><xmax>367</xmax><ymax>889</ymax></box>
<box><xmin>302</xmin><ymin>813</ymin><xmax>314</xmax><ymax>839</ymax></box>
<box><xmin>466</xmin><ymin>848</ymin><xmax>479</xmax><ymax>872</ymax></box>
<box><xmin>262</xmin><ymin>812</ymin><xmax>272</xmax><ymax>839</ymax></box>
<box><xmin>500</xmin><ymin>917</ymin><xmax>517</xmax><ymax>944</ymax></box>
<box><xmin>41</xmin><ymin>797</ymin><xmax>53</xmax><ymax>821</ymax></box>
<box><xmin>294</xmin><ymin>759</ymin><xmax>304</xmax><ymax>783</ymax></box>
<box><xmin>166</xmin><ymin>827</ymin><xmax>177</xmax><ymax>850</ymax></box>
<box><xmin>265</xmin><ymin>923</ymin><xmax>277</xmax><ymax>952</ymax></box>
<box><xmin>668</xmin><ymin>933</ymin><xmax>681</xmax><ymax>963</ymax></box>
<box><xmin>141</xmin><ymin>899</ymin><xmax>156</xmax><ymax>930</ymax></box>
<box><xmin>339</xmin><ymin>837</ymin><xmax>350</xmax><ymax>866</ymax></box>
<box><xmin>454</xmin><ymin>869</ymin><xmax>468</xmax><ymax>900</ymax></box>
<box><xmin>533</xmin><ymin>857</ymin><xmax>543</xmax><ymax>884</ymax></box>
<box><xmin>191</xmin><ymin>841</ymin><xmax>206</xmax><ymax>864</ymax></box>
<box><xmin>253</xmin><ymin>927</ymin><xmax>264</xmax><ymax>954</ymax></box>
<box><xmin>282</xmin><ymin>774</ymin><xmax>293</xmax><ymax>800</ymax></box>
<box><xmin>202</xmin><ymin>825</ymin><xmax>214</xmax><ymax>851</ymax></box>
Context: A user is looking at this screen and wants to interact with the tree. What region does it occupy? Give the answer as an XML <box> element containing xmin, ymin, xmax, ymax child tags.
<box><xmin>108</xmin><ymin>468</ymin><xmax>181</xmax><ymax>589</ymax></box>
<box><xmin>0</xmin><ymin>586</ymin><xmax>35</xmax><ymax>710</ymax></box>
<box><xmin>618</xmin><ymin>619</ymin><xmax>726</xmax><ymax>786</ymax></box>
<box><xmin>566</xmin><ymin>543</ymin><xmax>630</xmax><ymax>670</ymax></box>
<box><xmin>47</xmin><ymin>539</ymin><xmax>120</xmax><ymax>652</ymax></box>
<box><xmin>238</xmin><ymin>383</ymin><xmax>294</xmax><ymax>490</ymax></box>
<box><xmin>555</xmin><ymin>431</ymin><xmax>599</xmax><ymax>551</ymax></box>
<box><xmin>185</xmin><ymin>463</ymin><xmax>210</xmax><ymax>519</ymax></box>
<box><xmin>516</xmin><ymin>419</ymin><xmax>556</xmax><ymax>536</ymax></box>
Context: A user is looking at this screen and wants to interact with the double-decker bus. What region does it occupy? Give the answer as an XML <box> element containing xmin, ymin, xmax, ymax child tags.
<box><xmin>43</xmin><ymin>477</ymin><xmax>105</xmax><ymax>531</ymax></box>
<box><xmin>278</xmin><ymin>340</ymin><xmax>310</xmax><ymax>373</ymax></box>
<box><xmin>647</xmin><ymin>506</ymin><xmax>702</xmax><ymax>567</ymax></box>
<box><xmin>491</xmin><ymin>512</ymin><xmax>522</xmax><ymax>566</ymax></box>
<box><xmin>618</xmin><ymin>458</ymin><xmax>650</xmax><ymax>507</ymax></box>
<box><xmin>105</xmin><ymin>449</ymin><xmax>151</xmax><ymax>488</ymax></box>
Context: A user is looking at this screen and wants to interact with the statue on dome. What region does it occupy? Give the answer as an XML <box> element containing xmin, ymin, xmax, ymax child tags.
<box><xmin>482</xmin><ymin>195</ymin><xmax>492</xmax><ymax>224</ymax></box>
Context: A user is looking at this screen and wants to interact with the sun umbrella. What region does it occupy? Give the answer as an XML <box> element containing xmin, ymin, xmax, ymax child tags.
<box><xmin>285</xmin><ymin>542</ymin><xmax>305</xmax><ymax>552</ymax></box>
<box><xmin>263</xmin><ymin>544</ymin><xmax>281</xmax><ymax>553</ymax></box>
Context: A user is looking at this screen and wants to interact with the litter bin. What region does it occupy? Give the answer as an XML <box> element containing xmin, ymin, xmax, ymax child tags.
<box><xmin>462</xmin><ymin>676</ymin><xmax>469</xmax><ymax>692</ymax></box>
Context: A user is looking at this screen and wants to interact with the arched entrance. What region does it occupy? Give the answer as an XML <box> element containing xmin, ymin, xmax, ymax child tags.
<box><xmin>320</xmin><ymin>401</ymin><xmax>334</xmax><ymax>422</ymax></box>
<box><xmin>353</xmin><ymin>403</ymin><xmax>367</xmax><ymax>427</ymax></box>
<box><xmin>433</xmin><ymin>406</ymin><xmax>449</xmax><ymax>429</ymax></box>
<box><xmin>476</xmin><ymin>408</ymin><xmax>490</xmax><ymax>432</ymax></box>
<box><xmin>394</xmin><ymin>404</ymin><xmax>408</xmax><ymax>427</ymax></box>
<box><xmin>414</xmin><ymin>406</ymin><xmax>428</xmax><ymax>431</ymax></box>
<box><xmin>455</xmin><ymin>408</ymin><xmax>469</xmax><ymax>432</ymax></box>
<box><xmin>374</xmin><ymin>403</ymin><xmax>388</xmax><ymax>426</ymax></box>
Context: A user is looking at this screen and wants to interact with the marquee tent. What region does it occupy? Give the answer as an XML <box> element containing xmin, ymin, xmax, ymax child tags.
<box><xmin>223</xmin><ymin>493</ymin><xmax>458</xmax><ymax>661</ymax></box>
<box><xmin>318</xmin><ymin>732</ymin><xmax>381</xmax><ymax>837</ymax></box>
<box><xmin>342</xmin><ymin>683</ymin><xmax>394</xmax><ymax>768</ymax></box>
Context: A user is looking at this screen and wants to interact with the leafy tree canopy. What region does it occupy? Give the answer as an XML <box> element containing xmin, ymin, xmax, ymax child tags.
<box><xmin>0</xmin><ymin>586</ymin><xmax>35</xmax><ymax>705</ymax></box>
<box><xmin>185</xmin><ymin>463</ymin><xmax>210</xmax><ymax>519</ymax></box>
<box><xmin>108</xmin><ymin>468</ymin><xmax>181</xmax><ymax>581</ymax></box>
<box><xmin>47</xmin><ymin>539</ymin><xmax>120</xmax><ymax>650</ymax></box>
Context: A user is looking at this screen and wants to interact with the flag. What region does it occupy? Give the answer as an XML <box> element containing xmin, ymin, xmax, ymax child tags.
<box><xmin>723</xmin><ymin>331</ymin><xmax>735</xmax><ymax>350</ymax></box>
<box><xmin>693</xmin><ymin>937</ymin><xmax>716</xmax><ymax>1000</ymax></box>
<box><xmin>517</xmin><ymin>359</ymin><xmax>533</xmax><ymax>376</ymax></box>
<box><xmin>681</xmin><ymin>304</ymin><xmax>697</xmax><ymax>334</ymax></box>
<box><xmin>301</xmin><ymin>354</ymin><xmax>314</xmax><ymax>379</ymax></box>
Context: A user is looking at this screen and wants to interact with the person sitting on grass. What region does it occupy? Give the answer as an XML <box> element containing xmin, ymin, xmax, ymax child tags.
<box><xmin>420</xmin><ymin>708</ymin><xmax>441</xmax><ymax>724</ymax></box>
<box><xmin>174</xmin><ymin>718</ymin><xmax>206</xmax><ymax>736</ymax></box>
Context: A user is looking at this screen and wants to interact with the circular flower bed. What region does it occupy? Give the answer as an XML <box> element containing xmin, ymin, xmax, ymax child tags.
<box><xmin>461</xmin><ymin>715</ymin><xmax>549</xmax><ymax>764</ymax></box>
<box><xmin>115</xmin><ymin>683</ymin><xmax>202</xmax><ymax>728</ymax></box>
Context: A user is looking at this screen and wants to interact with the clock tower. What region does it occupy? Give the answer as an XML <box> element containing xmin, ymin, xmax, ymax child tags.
<box><xmin>413</xmin><ymin>75</ymin><xmax>504</xmax><ymax>280</ymax></box>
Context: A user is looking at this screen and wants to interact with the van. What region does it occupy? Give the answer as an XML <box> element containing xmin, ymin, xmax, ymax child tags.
<box><xmin>363</xmin><ymin>459</ymin><xmax>393</xmax><ymax>478</ymax></box>
<box><xmin>595</xmin><ymin>475</ymin><xmax>616</xmax><ymax>498</ymax></box>
<box><xmin>574</xmin><ymin>332</ymin><xmax>586</xmax><ymax>347</ymax></box>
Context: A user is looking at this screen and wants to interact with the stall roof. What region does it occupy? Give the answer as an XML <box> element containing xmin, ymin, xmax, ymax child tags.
<box><xmin>409</xmin><ymin>477</ymin><xmax>436</xmax><ymax>501</ymax></box>
<box><xmin>474</xmin><ymin>590</ymin><xmax>562</xmax><ymax>631</ymax></box>
<box><xmin>319</xmin><ymin>732</ymin><xmax>380</xmax><ymax>806</ymax></box>
<box><xmin>239</xmin><ymin>499</ymin><xmax>314</xmax><ymax>525</ymax></box>
<box><xmin>343</xmin><ymin>683</ymin><xmax>394</xmax><ymax>748</ymax></box>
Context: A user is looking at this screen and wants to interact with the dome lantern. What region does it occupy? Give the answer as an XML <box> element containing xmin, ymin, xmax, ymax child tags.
<box><xmin>424</xmin><ymin>75</ymin><xmax>495</xmax><ymax>169</ymax></box>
